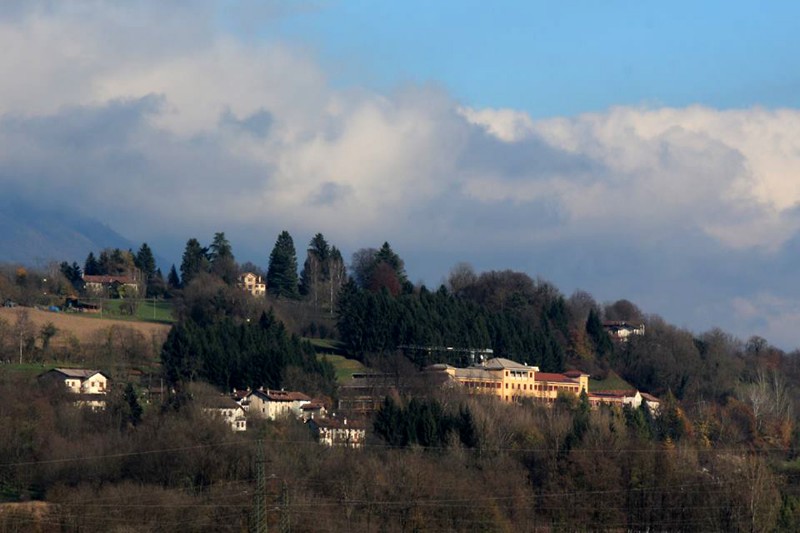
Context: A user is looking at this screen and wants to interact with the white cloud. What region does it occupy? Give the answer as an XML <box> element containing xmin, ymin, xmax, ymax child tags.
<box><xmin>458</xmin><ymin>106</ymin><xmax>534</xmax><ymax>142</ymax></box>
<box><xmin>731</xmin><ymin>293</ymin><xmax>800</xmax><ymax>349</ymax></box>
<box><xmin>3</xmin><ymin>2</ymin><xmax>800</xmax><ymax>347</ymax></box>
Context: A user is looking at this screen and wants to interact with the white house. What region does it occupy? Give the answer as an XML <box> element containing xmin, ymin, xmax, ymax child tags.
<box><xmin>246</xmin><ymin>389</ymin><xmax>311</xmax><ymax>420</ymax></box>
<box><xmin>39</xmin><ymin>368</ymin><xmax>111</xmax><ymax>409</ymax></box>
<box><xmin>307</xmin><ymin>417</ymin><xmax>366</xmax><ymax>448</ymax></box>
<box><xmin>238</xmin><ymin>272</ymin><xmax>266</xmax><ymax>297</ymax></box>
<box><xmin>202</xmin><ymin>396</ymin><xmax>247</xmax><ymax>432</ymax></box>
<box><xmin>39</xmin><ymin>368</ymin><xmax>110</xmax><ymax>394</ymax></box>
<box><xmin>602</xmin><ymin>321</ymin><xmax>645</xmax><ymax>341</ymax></box>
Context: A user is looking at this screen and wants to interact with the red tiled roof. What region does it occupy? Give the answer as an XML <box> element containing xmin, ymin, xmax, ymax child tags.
<box><xmin>535</xmin><ymin>372</ymin><xmax>578</xmax><ymax>384</ymax></box>
<box><xmin>231</xmin><ymin>389</ymin><xmax>250</xmax><ymax>400</ymax></box>
<box><xmin>250</xmin><ymin>389</ymin><xmax>311</xmax><ymax>402</ymax></box>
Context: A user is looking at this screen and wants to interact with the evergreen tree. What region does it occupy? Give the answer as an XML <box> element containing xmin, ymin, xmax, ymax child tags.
<box><xmin>84</xmin><ymin>252</ymin><xmax>100</xmax><ymax>276</ymax></box>
<box><xmin>208</xmin><ymin>232</ymin><xmax>237</xmax><ymax>284</ymax></box>
<box><xmin>587</xmin><ymin>308</ymin><xmax>613</xmax><ymax>357</ymax></box>
<box><xmin>180</xmin><ymin>238</ymin><xmax>208</xmax><ymax>287</ymax></box>
<box><xmin>60</xmin><ymin>261</ymin><xmax>83</xmax><ymax>291</ymax></box>
<box><xmin>135</xmin><ymin>243</ymin><xmax>157</xmax><ymax>281</ymax></box>
<box><xmin>267</xmin><ymin>231</ymin><xmax>299</xmax><ymax>299</ymax></box>
<box><xmin>300</xmin><ymin>233</ymin><xmax>330</xmax><ymax>302</ymax></box>
<box><xmin>124</xmin><ymin>383</ymin><xmax>143</xmax><ymax>427</ymax></box>
<box><xmin>374</xmin><ymin>242</ymin><xmax>407</xmax><ymax>284</ymax></box>
<box><xmin>167</xmin><ymin>264</ymin><xmax>182</xmax><ymax>290</ymax></box>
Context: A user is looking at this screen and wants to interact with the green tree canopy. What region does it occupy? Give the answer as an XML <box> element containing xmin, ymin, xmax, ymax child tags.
<box><xmin>180</xmin><ymin>238</ymin><xmax>208</xmax><ymax>287</ymax></box>
<box><xmin>267</xmin><ymin>230</ymin><xmax>299</xmax><ymax>299</ymax></box>
<box><xmin>167</xmin><ymin>264</ymin><xmax>181</xmax><ymax>290</ymax></box>
<box><xmin>208</xmin><ymin>232</ymin><xmax>237</xmax><ymax>285</ymax></box>
<box><xmin>135</xmin><ymin>243</ymin><xmax>157</xmax><ymax>281</ymax></box>
<box><xmin>84</xmin><ymin>252</ymin><xmax>99</xmax><ymax>276</ymax></box>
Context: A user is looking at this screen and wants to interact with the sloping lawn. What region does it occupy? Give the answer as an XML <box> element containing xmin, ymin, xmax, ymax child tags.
<box><xmin>589</xmin><ymin>370</ymin><xmax>634</xmax><ymax>392</ymax></box>
<box><xmin>316</xmin><ymin>354</ymin><xmax>365</xmax><ymax>383</ymax></box>
<box><xmin>101</xmin><ymin>299</ymin><xmax>175</xmax><ymax>323</ymax></box>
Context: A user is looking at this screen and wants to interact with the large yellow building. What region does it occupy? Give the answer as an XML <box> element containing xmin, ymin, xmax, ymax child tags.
<box><xmin>431</xmin><ymin>357</ymin><xmax>588</xmax><ymax>404</ymax></box>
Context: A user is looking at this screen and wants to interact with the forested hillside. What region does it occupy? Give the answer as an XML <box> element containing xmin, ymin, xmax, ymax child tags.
<box><xmin>0</xmin><ymin>231</ymin><xmax>799</xmax><ymax>530</ymax></box>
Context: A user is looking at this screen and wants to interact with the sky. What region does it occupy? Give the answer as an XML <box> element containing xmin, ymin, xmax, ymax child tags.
<box><xmin>2</xmin><ymin>1</ymin><xmax>800</xmax><ymax>348</ymax></box>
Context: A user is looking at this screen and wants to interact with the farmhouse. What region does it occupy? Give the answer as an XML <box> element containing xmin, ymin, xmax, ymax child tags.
<box><xmin>82</xmin><ymin>274</ymin><xmax>141</xmax><ymax>298</ymax></box>
<box><xmin>246</xmin><ymin>388</ymin><xmax>311</xmax><ymax>420</ymax></box>
<box><xmin>201</xmin><ymin>396</ymin><xmax>247</xmax><ymax>432</ymax></box>
<box><xmin>38</xmin><ymin>368</ymin><xmax>110</xmax><ymax>409</ymax></box>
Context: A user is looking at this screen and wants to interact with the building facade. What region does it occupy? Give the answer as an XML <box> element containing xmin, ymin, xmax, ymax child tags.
<box><xmin>246</xmin><ymin>389</ymin><xmax>311</xmax><ymax>420</ymax></box>
<box><xmin>238</xmin><ymin>272</ymin><xmax>266</xmax><ymax>297</ymax></box>
<box><xmin>430</xmin><ymin>358</ymin><xmax>589</xmax><ymax>404</ymax></box>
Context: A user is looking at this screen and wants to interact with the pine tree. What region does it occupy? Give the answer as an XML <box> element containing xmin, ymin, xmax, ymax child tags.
<box><xmin>124</xmin><ymin>383</ymin><xmax>143</xmax><ymax>427</ymax></box>
<box><xmin>208</xmin><ymin>232</ymin><xmax>237</xmax><ymax>284</ymax></box>
<box><xmin>180</xmin><ymin>238</ymin><xmax>208</xmax><ymax>287</ymax></box>
<box><xmin>167</xmin><ymin>264</ymin><xmax>182</xmax><ymax>290</ymax></box>
<box><xmin>84</xmin><ymin>252</ymin><xmax>100</xmax><ymax>276</ymax></box>
<box><xmin>267</xmin><ymin>231</ymin><xmax>299</xmax><ymax>299</ymax></box>
<box><xmin>587</xmin><ymin>308</ymin><xmax>613</xmax><ymax>357</ymax></box>
<box><xmin>135</xmin><ymin>243</ymin><xmax>157</xmax><ymax>281</ymax></box>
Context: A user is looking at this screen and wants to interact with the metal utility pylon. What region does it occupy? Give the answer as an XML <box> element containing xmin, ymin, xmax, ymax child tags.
<box><xmin>252</xmin><ymin>439</ymin><xmax>267</xmax><ymax>533</ymax></box>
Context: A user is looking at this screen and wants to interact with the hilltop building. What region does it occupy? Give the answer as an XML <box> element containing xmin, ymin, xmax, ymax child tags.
<box><xmin>238</xmin><ymin>272</ymin><xmax>266</xmax><ymax>297</ymax></box>
<box><xmin>429</xmin><ymin>358</ymin><xmax>589</xmax><ymax>404</ymax></box>
<box><xmin>602</xmin><ymin>321</ymin><xmax>645</xmax><ymax>342</ymax></box>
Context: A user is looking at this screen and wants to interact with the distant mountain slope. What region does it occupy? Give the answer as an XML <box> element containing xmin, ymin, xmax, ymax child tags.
<box><xmin>0</xmin><ymin>198</ymin><xmax>135</xmax><ymax>265</ymax></box>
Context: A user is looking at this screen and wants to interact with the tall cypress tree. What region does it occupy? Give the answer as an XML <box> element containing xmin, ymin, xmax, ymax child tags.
<box><xmin>267</xmin><ymin>230</ymin><xmax>299</xmax><ymax>299</ymax></box>
<box><xmin>167</xmin><ymin>264</ymin><xmax>182</xmax><ymax>290</ymax></box>
<box><xmin>180</xmin><ymin>238</ymin><xmax>208</xmax><ymax>287</ymax></box>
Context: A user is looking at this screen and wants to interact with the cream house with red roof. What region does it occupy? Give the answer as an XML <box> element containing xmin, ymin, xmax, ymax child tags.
<box><xmin>246</xmin><ymin>388</ymin><xmax>311</xmax><ymax>420</ymax></box>
<box><xmin>431</xmin><ymin>357</ymin><xmax>588</xmax><ymax>404</ymax></box>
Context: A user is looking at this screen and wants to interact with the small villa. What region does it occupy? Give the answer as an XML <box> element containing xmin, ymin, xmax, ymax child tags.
<box><xmin>38</xmin><ymin>368</ymin><xmax>111</xmax><ymax>409</ymax></box>
<box><xmin>238</xmin><ymin>272</ymin><xmax>266</xmax><ymax>297</ymax></box>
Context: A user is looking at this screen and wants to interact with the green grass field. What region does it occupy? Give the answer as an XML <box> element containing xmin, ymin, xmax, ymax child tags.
<box><xmin>316</xmin><ymin>353</ymin><xmax>365</xmax><ymax>383</ymax></box>
<box><xmin>589</xmin><ymin>370</ymin><xmax>634</xmax><ymax>392</ymax></box>
<box><xmin>78</xmin><ymin>299</ymin><xmax>175</xmax><ymax>323</ymax></box>
<box><xmin>0</xmin><ymin>361</ymin><xmax>76</xmax><ymax>378</ymax></box>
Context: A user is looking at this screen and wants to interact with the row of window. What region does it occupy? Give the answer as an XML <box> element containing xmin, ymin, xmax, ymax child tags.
<box><xmin>462</xmin><ymin>380</ymin><xmax>580</xmax><ymax>393</ymax></box>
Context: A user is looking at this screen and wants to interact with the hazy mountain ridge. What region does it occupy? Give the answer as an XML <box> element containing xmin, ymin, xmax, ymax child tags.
<box><xmin>0</xmin><ymin>198</ymin><xmax>135</xmax><ymax>266</ymax></box>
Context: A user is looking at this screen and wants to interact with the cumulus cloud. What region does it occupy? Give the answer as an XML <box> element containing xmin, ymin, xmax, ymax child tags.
<box><xmin>2</xmin><ymin>2</ymin><xmax>800</xmax><ymax>346</ymax></box>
